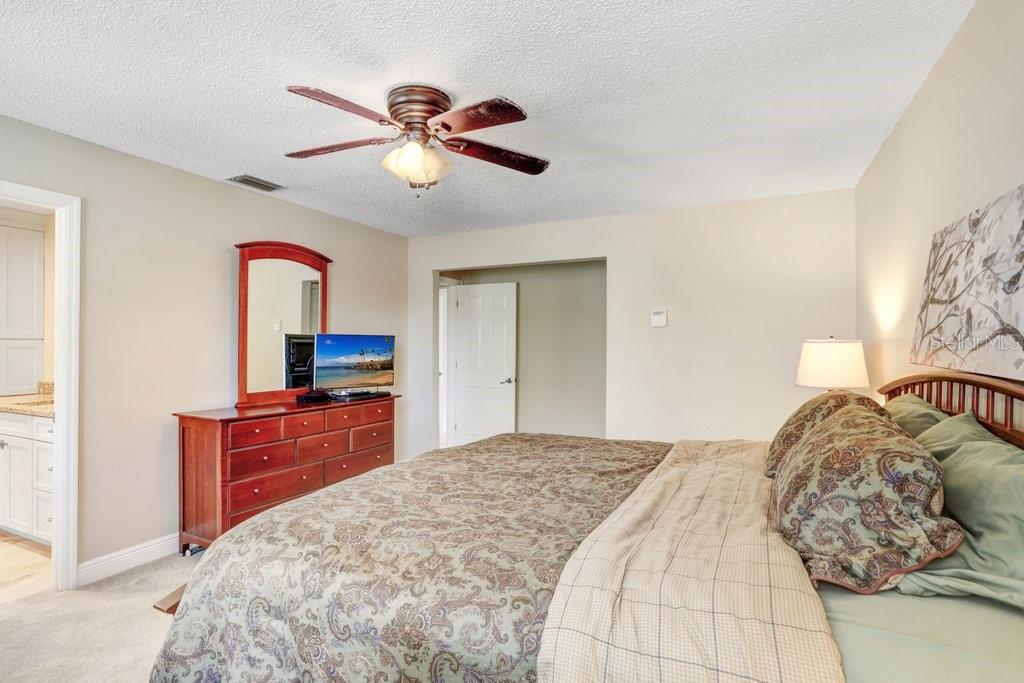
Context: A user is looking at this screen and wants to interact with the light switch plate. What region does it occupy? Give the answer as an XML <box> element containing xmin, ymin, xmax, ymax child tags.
<box><xmin>650</xmin><ymin>309</ymin><xmax>667</xmax><ymax>327</ymax></box>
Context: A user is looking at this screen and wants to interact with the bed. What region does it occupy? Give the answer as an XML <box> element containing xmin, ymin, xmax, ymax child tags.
<box><xmin>152</xmin><ymin>374</ymin><xmax>1024</xmax><ymax>682</ymax></box>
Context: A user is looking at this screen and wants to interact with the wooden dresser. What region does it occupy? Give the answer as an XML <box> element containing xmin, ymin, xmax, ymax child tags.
<box><xmin>174</xmin><ymin>396</ymin><xmax>397</xmax><ymax>554</ymax></box>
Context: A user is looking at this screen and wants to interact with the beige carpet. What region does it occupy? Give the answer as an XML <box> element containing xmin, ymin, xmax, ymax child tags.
<box><xmin>0</xmin><ymin>553</ymin><xmax>198</xmax><ymax>682</ymax></box>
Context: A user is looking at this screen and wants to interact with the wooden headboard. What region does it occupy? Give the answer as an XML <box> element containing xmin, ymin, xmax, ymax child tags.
<box><xmin>879</xmin><ymin>372</ymin><xmax>1024</xmax><ymax>449</ymax></box>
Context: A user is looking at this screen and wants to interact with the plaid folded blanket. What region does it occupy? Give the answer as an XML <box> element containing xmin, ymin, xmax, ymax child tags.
<box><xmin>537</xmin><ymin>439</ymin><xmax>844</xmax><ymax>682</ymax></box>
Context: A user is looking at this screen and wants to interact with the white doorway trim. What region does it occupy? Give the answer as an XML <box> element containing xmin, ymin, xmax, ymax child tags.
<box><xmin>0</xmin><ymin>179</ymin><xmax>81</xmax><ymax>590</ymax></box>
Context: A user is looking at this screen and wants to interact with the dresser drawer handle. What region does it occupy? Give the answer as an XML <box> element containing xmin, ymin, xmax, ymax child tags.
<box><xmin>262</xmin><ymin>455</ymin><xmax>269</xmax><ymax>461</ymax></box>
<box><xmin>377</xmin><ymin>409</ymin><xmax>382</xmax><ymax>414</ymax></box>
<box><xmin>253</xmin><ymin>488</ymin><xmax>260</xmax><ymax>494</ymax></box>
<box><xmin>375</xmin><ymin>455</ymin><xmax>381</xmax><ymax>460</ymax></box>
<box><xmin>253</xmin><ymin>428</ymin><xmax>261</xmax><ymax>434</ymax></box>
<box><xmin>301</xmin><ymin>475</ymin><xmax>308</xmax><ymax>480</ymax></box>
<box><xmin>341</xmin><ymin>464</ymin><xmax>348</xmax><ymax>469</ymax></box>
<box><xmin>302</xmin><ymin>421</ymin><xmax>309</xmax><ymax>426</ymax></box>
<box><xmin>322</xmin><ymin>442</ymin><xmax>329</xmax><ymax>448</ymax></box>
<box><xmin>371</xmin><ymin>432</ymin><xmax>377</xmax><ymax>437</ymax></box>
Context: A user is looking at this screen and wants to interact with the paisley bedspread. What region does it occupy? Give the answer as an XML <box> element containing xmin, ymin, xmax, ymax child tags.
<box><xmin>151</xmin><ymin>433</ymin><xmax>670</xmax><ymax>682</ymax></box>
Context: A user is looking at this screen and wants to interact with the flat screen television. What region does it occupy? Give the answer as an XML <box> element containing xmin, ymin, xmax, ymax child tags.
<box><xmin>313</xmin><ymin>334</ymin><xmax>395</xmax><ymax>391</ymax></box>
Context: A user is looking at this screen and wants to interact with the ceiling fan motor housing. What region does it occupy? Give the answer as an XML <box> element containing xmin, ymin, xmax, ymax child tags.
<box><xmin>386</xmin><ymin>85</ymin><xmax>452</xmax><ymax>143</ymax></box>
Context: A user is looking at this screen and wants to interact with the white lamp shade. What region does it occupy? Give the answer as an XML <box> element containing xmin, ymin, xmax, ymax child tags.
<box><xmin>796</xmin><ymin>338</ymin><xmax>869</xmax><ymax>389</ymax></box>
<box><xmin>381</xmin><ymin>140</ymin><xmax>452</xmax><ymax>186</ymax></box>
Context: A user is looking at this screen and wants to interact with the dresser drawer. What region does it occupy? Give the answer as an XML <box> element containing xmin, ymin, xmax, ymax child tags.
<box><xmin>351</xmin><ymin>421</ymin><xmax>393</xmax><ymax>451</ymax></box>
<box><xmin>361</xmin><ymin>401</ymin><xmax>393</xmax><ymax>424</ymax></box>
<box><xmin>325</xmin><ymin>405</ymin><xmax>363</xmax><ymax>430</ymax></box>
<box><xmin>228</xmin><ymin>495</ymin><xmax>300</xmax><ymax>528</ymax></box>
<box><xmin>0</xmin><ymin>412</ymin><xmax>33</xmax><ymax>438</ymax></box>
<box><xmin>32</xmin><ymin>490</ymin><xmax>53</xmax><ymax>543</ymax></box>
<box><xmin>296</xmin><ymin>429</ymin><xmax>349</xmax><ymax>464</ymax></box>
<box><xmin>33</xmin><ymin>417</ymin><xmax>55</xmax><ymax>443</ymax></box>
<box><xmin>32</xmin><ymin>441</ymin><xmax>54</xmax><ymax>492</ymax></box>
<box><xmin>229</xmin><ymin>462</ymin><xmax>323</xmax><ymax>512</ymax></box>
<box><xmin>228</xmin><ymin>441</ymin><xmax>295</xmax><ymax>480</ymax></box>
<box><xmin>283</xmin><ymin>411</ymin><xmax>324</xmax><ymax>438</ymax></box>
<box><xmin>324</xmin><ymin>445</ymin><xmax>393</xmax><ymax>485</ymax></box>
<box><xmin>229</xmin><ymin>417</ymin><xmax>282</xmax><ymax>448</ymax></box>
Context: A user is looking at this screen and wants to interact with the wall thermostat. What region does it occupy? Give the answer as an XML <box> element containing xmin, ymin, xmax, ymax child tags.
<box><xmin>650</xmin><ymin>309</ymin><xmax>667</xmax><ymax>327</ymax></box>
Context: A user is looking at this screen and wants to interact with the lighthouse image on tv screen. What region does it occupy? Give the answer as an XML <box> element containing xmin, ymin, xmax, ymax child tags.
<box><xmin>314</xmin><ymin>334</ymin><xmax>395</xmax><ymax>390</ymax></box>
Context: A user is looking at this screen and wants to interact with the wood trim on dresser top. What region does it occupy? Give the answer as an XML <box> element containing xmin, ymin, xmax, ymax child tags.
<box><xmin>880</xmin><ymin>371</ymin><xmax>1024</xmax><ymax>449</ymax></box>
<box><xmin>174</xmin><ymin>396</ymin><xmax>399</xmax><ymax>555</ymax></box>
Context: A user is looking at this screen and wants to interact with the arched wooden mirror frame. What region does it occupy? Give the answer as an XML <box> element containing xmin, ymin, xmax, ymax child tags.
<box><xmin>236</xmin><ymin>241</ymin><xmax>332</xmax><ymax>407</ymax></box>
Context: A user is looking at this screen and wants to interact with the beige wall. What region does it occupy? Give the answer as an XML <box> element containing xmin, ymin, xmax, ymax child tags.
<box><xmin>855</xmin><ymin>0</ymin><xmax>1024</xmax><ymax>394</ymax></box>
<box><xmin>406</xmin><ymin>189</ymin><xmax>856</xmax><ymax>458</ymax></box>
<box><xmin>447</xmin><ymin>261</ymin><xmax>607</xmax><ymax>438</ymax></box>
<box><xmin>0</xmin><ymin>114</ymin><xmax>408</xmax><ymax>562</ymax></box>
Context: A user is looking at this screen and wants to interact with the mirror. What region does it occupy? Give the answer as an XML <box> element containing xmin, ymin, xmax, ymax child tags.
<box><xmin>246</xmin><ymin>259</ymin><xmax>321</xmax><ymax>393</ymax></box>
<box><xmin>237</xmin><ymin>242</ymin><xmax>331</xmax><ymax>406</ymax></box>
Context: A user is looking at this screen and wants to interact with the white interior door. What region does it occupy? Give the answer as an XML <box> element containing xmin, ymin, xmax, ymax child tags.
<box><xmin>448</xmin><ymin>283</ymin><xmax>517</xmax><ymax>446</ymax></box>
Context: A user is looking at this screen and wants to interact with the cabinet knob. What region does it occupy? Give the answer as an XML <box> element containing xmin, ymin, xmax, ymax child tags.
<box><xmin>302</xmin><ymin>421</ymin><xmax>309</xmax><ymax>426</ymax></box>
<box><xmin>341</xmin><ymin>464</ymin><xmax>348</xmax><ymax>469</ymax></box>
<box><xmin>262</xmin><ymin>455</ymin><xmax>269</xmax><ymax>461</ymax></box>
<box><xmin>253</xmin><ymin>488</ymin><xmax>260</xmax><ymax>494</ymax></box>
<box><xmin>47</xmin><ymin>466</ymin><xmax>53</xmax><ymax>472</ymax></box>
<box><xmin>301</xmin><ymin>475</ymin><xmax>308</xmax><ymax>480</ymax></box>
<box><xmin>377</xmin><ymin>409</ymin><xmax>382</xmax><ymax>414</ymax></box>
<box><xmin>375</xmin><ymin>455</ymin><xmax>381</xmax><ymax>460</ymax></box>
<box><xmin>322</xmin><ymin>443</ymin><xmax>329</xmax><ymax>448</ymax></box>
<box><xmin>254</xmin><ymin>428</ymin><xmax>261</xmax><ymax>434</ymax></box>
<box><xmin>47</xmin><ymin>517</ymin><xmax>52</xmax><ymax>523</ymax></box>
<box><xmin>371</xmin><ymin>432</ymin><xmax>377</xmax><ymax>437</ymax></box>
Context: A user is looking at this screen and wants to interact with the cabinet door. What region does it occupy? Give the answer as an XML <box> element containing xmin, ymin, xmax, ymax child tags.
<box><xmin>0</xmin><ymin>339</ymin><xmax>44</xmax><ymax>396</ymax></box>
<box><xmin>0</xmin><ymin>225</ymin><xmax>45</xmax><ymax>339</ymax></box>
<box><xmin>32</xmin><ymin>441</ymin><xmax>54</xmax><ymax>493</ymax></box>
<box><xmin>32</xmin><ymin>490</ymin><xmax>52</xmax><ymax>543</ymax></box>
<box><xmin>1</xmin><ymin>435</ymin><xmax>33</xmax><ymax>533</ymax></box>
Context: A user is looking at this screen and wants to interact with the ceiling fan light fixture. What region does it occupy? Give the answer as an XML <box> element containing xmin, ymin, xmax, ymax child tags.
<box><xmin>381</xmin><ymin>139</ymin><xmax>452</xmax><ymax>187</ymax></box>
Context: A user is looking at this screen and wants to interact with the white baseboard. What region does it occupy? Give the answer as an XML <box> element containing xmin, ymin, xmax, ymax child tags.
<box><xmin>77</xmin><ymin>532</ymin><xmax>179</xmax><ymax>586</ymax></box>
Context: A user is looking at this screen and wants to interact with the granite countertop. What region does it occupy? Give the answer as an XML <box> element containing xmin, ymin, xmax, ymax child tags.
<box><xmin>0</xmin><ymin>391</ymin><xmax>54</xmax><ymax>419</ymax></box>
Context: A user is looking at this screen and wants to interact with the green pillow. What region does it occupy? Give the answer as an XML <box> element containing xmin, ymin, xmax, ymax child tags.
<box><xmin>914</xmin><ymin>411</ymin><xmax>1000</xmax><ymax>461</ymax></box>
<box><xmin>897</xmin><ymin>440</ymin><xmax>1024</xmax><ymax>610</ymax></box>
<box><xmin>884</xmin><ymin>393</ymin><xmax>948</xmax><ymax>437</ymax></box>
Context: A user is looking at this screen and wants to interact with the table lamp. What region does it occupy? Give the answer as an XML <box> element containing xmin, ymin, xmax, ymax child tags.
<box><xmin>796</xmin><ymin>337</ymin><xmax>869</xmax><ymax>390</ymax></box>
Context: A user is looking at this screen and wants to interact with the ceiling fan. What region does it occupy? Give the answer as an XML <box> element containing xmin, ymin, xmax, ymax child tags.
<box><xmin>285</xmin><ymin>84</ymin><xmax>549</xmax><ymax>191</ymax></box>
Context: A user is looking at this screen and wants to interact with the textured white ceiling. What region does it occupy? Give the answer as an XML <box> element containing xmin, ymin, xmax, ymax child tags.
<box><xmin>0</xmin><ymin>1</ymin><xmax>973</xmax><ymax>236</ymax></box>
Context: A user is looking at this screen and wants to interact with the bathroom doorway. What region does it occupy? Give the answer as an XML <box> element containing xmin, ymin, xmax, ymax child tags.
<box><xmin>0</xmin><ymin>180</ymin><xmax>81</xmax><ymax>595</ymax></box>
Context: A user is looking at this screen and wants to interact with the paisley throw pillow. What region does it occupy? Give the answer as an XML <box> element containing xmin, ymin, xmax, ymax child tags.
<box><xmin>766</xmin><ymin>390</ymin><xmax>889</xmax><ymax>477</ymax></box>
<box><xmin>773</xmin><ymin>405</ymin><xmax>965</xmax><ymax>594</ymax></box>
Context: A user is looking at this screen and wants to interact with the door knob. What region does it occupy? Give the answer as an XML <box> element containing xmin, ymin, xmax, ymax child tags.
<box><xmin>500</xmin><ymin>377</ymin><xmax>513</xmax><ymax>384</ymax></box>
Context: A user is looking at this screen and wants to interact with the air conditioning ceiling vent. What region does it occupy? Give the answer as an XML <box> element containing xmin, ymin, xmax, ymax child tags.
<box><xmin>226</xmin><ymin>174</ymin><xmax>284</xmax><ymax>192</ymax></box>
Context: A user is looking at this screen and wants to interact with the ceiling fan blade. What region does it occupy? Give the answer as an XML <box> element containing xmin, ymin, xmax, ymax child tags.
<box><xmin>428</xmin><ymin>98</ymin><xmax>527</xmax><ymax>135</ymax></box>
<box><xmin>286</xmin><ymin>137</ymin><xmax>396</xmax><ymax>159</ymax></box>
<box><xmin>287</xmin><ymin>86</ymin><xmax>399</xmax><ymax>127</ymax></box>
<box><xmin>441</xmin><ymin>137</ymin><xmax>549</xmax><ymax>175</ymax></box>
